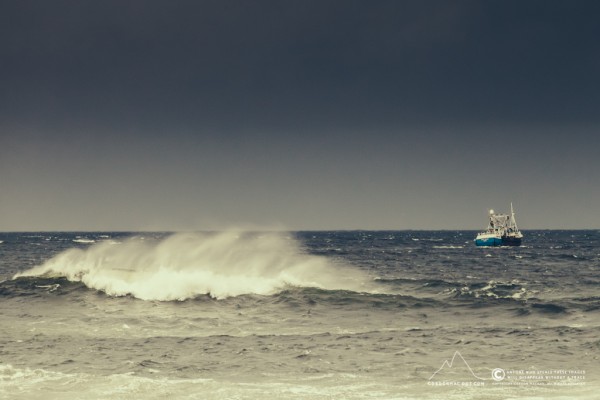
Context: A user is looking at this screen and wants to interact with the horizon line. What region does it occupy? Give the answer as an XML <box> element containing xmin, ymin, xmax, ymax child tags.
<box><xmin>0</xmin><ymin>228</ymin><xmax>598</xmax><ymax>233</ymax></box>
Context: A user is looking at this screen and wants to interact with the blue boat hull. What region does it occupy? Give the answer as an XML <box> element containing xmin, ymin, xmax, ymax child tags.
<box><xmin>475</xmin><ymin>237</ymin><xmax>502</xmax><ymax>246</ymax></box>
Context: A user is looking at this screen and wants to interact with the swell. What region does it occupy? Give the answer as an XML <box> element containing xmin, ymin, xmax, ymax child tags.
<box><xmin>374</xmin><ymin>277</ymin><xmax>600</xmax><ymax>315</ymax></box>
<box><xmin>3</xmin><ymin>276</ymin><xmax>597</xmax><ymax>317</ymax></box>
<box><xmin>0</xmin><ymin>277</ymin><xmax>444</xmax><ymax>311</ymax></box>
<box><xmin>270</xmin><ymin>287</ymin><xmax>444</xmax><ymax>309</ymax></box>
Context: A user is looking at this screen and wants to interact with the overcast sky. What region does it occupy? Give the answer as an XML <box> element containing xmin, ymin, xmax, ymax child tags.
<box><xmin>1</xmin><ymin>0</ymin><xmax>599</xmax><ymax>230</ymax></box>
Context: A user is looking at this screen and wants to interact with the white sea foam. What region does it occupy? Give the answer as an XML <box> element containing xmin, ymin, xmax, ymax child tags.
<box><xmin>0</xmin><ymin>364</ymin><xmax>400</xmax><ymax>400</ymax></box>
<box><xmin>72</xmin><ymin>238</ymin><xmax>95</xmax><ymax>244</ymax></box>
<box><xmin>14</xmin><ymin>232</ymin><xmax>373</xmax><ymax>300</ymax></box>
<box><xmin>1</xmin><ymin>364</ymin><xmax>595</xmax><ymax>400</ymax></box>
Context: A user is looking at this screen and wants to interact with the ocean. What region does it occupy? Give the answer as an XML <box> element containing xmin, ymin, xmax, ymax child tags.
<box><xmin>0</xmin><ymin>230</ymin><xmax>598</xmax><ymax>399</ymax></box>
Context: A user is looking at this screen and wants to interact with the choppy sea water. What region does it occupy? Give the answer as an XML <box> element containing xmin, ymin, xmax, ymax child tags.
<box><xmin>0</xmin><ymin>231</ymin><xmax>598</xmax><ymax>399</ymax></box>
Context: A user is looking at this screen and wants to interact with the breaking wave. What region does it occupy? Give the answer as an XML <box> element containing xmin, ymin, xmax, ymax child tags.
<box><xmin>14</xmin><ymin>232</ymin><xmax>373</xmax><ymax>301</ymax></box>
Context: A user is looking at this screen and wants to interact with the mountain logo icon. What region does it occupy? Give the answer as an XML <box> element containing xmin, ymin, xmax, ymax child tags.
<box><xmin>429</xmin><ymin>351</ymin><xmax>488</xmax><ymax>381</ymax></box>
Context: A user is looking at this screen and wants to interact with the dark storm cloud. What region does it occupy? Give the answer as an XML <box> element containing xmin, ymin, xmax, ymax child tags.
<box><xmin>2</xmin><ymin>0</ymin><xmax>599</xmax><ymax>132</ymax></box>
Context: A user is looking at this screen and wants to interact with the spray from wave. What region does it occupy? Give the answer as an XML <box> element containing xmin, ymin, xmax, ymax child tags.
<box><xmin>14</xmin><ymin>232</ymin><xmax>373</xmax><ymax>301</ymax></box>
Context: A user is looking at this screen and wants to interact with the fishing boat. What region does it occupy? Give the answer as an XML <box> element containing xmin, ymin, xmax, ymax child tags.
<box><xmin>475</xmin><ymin>203</ymin><xmax>523</xmax><ymax>246</ymax></box>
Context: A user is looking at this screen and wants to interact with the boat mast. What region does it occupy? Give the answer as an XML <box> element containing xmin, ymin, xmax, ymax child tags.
<box><xmin>510</xmin><ymin>202</ymin><xmax>519</xmax><ymax>231</ymax></box>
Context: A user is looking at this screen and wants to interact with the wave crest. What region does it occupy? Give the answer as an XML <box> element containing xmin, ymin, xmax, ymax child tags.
<box><xmin>14</xmin><ymin>232</ymin><xmax>370</xmax><ymax>300</ymax></box>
